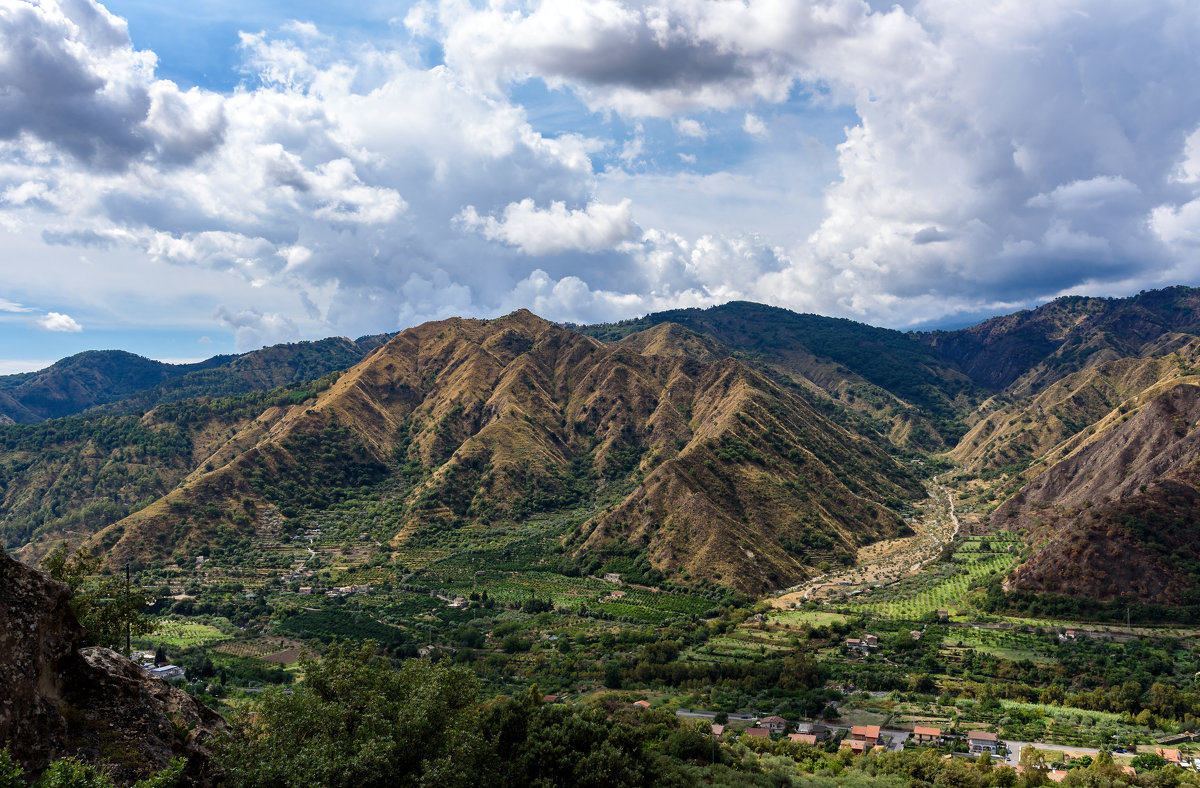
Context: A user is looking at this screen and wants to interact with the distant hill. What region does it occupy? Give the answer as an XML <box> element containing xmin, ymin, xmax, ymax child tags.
<box><xmin>0</xmin><ymin>334</ymin><xmax>394</xmax><ymax>425</ymax></box>
<box><xmin>918</xmin><ymin>286</ymin><xmax>1200</xmax><ymax>392</ymax></box>
<box><xmin>581</xmin><ymin>301</ymin><xmax>982</xmax><ymax>449</ymax></box>
<box><xmin>0</xmin><ymin>350</ymin><xmax>224</xmax><ymax>424</ymax></box>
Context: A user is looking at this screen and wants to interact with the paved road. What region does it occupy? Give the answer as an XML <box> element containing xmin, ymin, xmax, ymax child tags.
<box><xmin>675</xmin><ymin>709</ymin><xmax>757</xmax><ymax>722</ymax></box>
<box><xmin>1002</xmin><ymin>740</ymin><xmax>1104</xmax><ymax>766</ymax></box>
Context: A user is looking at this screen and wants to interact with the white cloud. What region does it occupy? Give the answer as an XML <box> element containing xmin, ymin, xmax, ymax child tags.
<box><xmin>214</xmin><ymin>305</ymin><xmax>298</xmax><ymax>350</ymax></box>
<box><xmin>37</xmin><ymin>312</ymin><xmax>82</xmax><ymax>332</ymax></box>
<box><xmin>742</xmin><ymin>113</ymin><xmax>768</xmax><ymax>137</ymax></box>
<box><xmin>6</xmin><ymin>0</ymin><xmax>1200</xmax><ymax>348</ymax></box>
<box><xmin>458</xmin><ymin>199</ymin><xmax>637</xmax><ymax>255</ymax></box>
<box><xmin>673</xmin><ymin>118</ymin><xmax>708</xmax><ymax>139</ymax></box>
<box><xmin>0</xmin><ymin>298</ymin><xmax>33</xmax><ymax>313</ymax></box>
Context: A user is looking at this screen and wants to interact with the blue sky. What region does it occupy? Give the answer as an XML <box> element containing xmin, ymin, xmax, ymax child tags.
<box><xmin>3</xmin><ymin>1</ymin><xmax>1200</xmax><ymax>374</ymax></box>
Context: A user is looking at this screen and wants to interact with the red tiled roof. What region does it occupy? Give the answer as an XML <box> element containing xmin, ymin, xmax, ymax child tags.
<box><xmin>744</xmin><ymin>727</ymin><xmax>770</xmax><ymax>738</ymax></box>
<box><xmin>914</xmin><ymin>726</ymin><xmax>941</xmax><ymax>737</ymax></box>
<box><xmin>789</xmin><ymin>733</ymin><xmax>818</xmax><ymax>745</ymax></box>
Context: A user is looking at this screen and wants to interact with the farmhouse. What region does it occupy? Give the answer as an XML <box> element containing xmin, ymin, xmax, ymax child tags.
<box><xmin>788</xmin><ymin>733</ymin><xmax>818</xmax><ymax>745</ymax></box>
<box><xmin>967</xmin><ymin>731</ymin><xmax>1000</xmax><ymax>755</ymax></box>
<box><xmin>760</xmin><ymin>715</ymin><xmax>788</xmax><ymax>733</ymax></box>
<box><xmin>851</xmin><ymin>725</ymin><xmax>881</xmax><ymax>745</ymax></box>
<box><xmin>912</xmin><ymin>726</ymin><xmax>942</xmax><ymax>745</ymax></box>
<box><xmin>744</xmin><ymin>727</ymin><xmax>770</xmax><ymax>739</ymax></box>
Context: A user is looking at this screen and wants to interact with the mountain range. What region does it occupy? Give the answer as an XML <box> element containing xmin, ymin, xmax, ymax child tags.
<box><xmin>6</xmin><ymin>286</ymin><xmax>1200</xmax><ymax>605</ymax></box>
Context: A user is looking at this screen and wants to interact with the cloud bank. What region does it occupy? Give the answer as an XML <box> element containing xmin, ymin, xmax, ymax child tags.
<box><xmin>2</xmin><ymin>0</ymin><xmax>1200</xmax><ymax>353</ymax></box>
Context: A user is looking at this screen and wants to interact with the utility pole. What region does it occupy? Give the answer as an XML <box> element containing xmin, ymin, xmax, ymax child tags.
<box><xmin>125</xmin><ymin>563</ymin><xmax>132</xmax><ymax>657</ymax></box>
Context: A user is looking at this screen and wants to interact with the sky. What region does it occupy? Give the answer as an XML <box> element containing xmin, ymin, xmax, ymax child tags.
<box><xmin>3</xmin><ymin>0</ymin><xmax>1200</xmax><ymax>374</ymax></box>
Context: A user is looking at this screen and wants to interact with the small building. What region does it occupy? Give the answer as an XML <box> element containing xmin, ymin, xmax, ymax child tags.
<box><xmin>633</xmin><ymin>700</ymin><xmax>651</xmax><ymax>708</ymax></box>
<box><xmin>760</xmin><ymin>715</ymin><xmax>788</xmax><ymax>734</ymax></box>
<box><xmin>913</xmin><ymin>726</ymin><xmax>942</xmax><ymax>745</ymax></box>
<box><xmin>147</xmin><ymin>665</ymin><xmax>185</xmax><ymax>681</ymax></box>
<box><xmin>841</xmin><ymin>739</ymin><xmax>882</xmax><ymax>754</ymax></box>
<box><xmin>852</xmin><ymin>725</ymin><xmax>881</xmax><ymax>745</ymax></box>
<box><xmin>1047</xmin><ymin>770</ymin><xmax>1069</xmax><ymax>783</ymax></box>
<box><xmin>603</xmin><ymin>573</ymin><xmax>623</xmax><ymax>584</ymax></box>
<box><xmin>448</xmin><ymin>597</ymin><xmax>469</xmax><ymax>610</ymax></box>
<box><xmin>1155</xmin><ymin>748</ymin><xmax>1183</xmax><ymax>764</ymax></box>
<box><xmin>711</xmin><ymin>723</ymin><xmax>726</xmax><ymax>738</ymax></box>
<box><xmin>967</xmin><ymin>731</ymin><xmax>1000</xmax><ymax>755</ymax></box>
<box><xmin>863</xmin><ymin>634</ymin><xmax>879</xmax><ymax>648</ymax></box>
<box><xmin>788</xmin><ymin>733</ymin><xmax>818</xmax><ymax>745</ymax></box>
<box><xmin>744</xmin><ymin>727</ymin><xmax>770</xmax><ymax>740</ymax></box>
<box><xmin>541</xmin><ymin>694</ymin><xmax>564</xmax><ymax>704</ymax></box>
<box><xmin>846</xmin><ymin>638</ymin><xmax>870</xmax><ymax>654</ymax></box>
<box><xmin>298</xmin><ymin>586</ymin><xmax>312</xmax><ymax>595</ymax></box>
<box><xmin>795</xmin><ymin>721</ymin><xmax>829</xmax><ymax>740</ymax></box>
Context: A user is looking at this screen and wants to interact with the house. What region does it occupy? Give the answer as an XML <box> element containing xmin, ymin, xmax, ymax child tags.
<box><xmin>795</xmin><ymin>721</ymin><xmax>829</xmax><ymax>740</ymax></box>
<box><xmin>1047</xmin><ymin>770</ymin><xmax>1069</xmax><ymax>783</ymax></box>
<box><xmin>147</xmin><ymin>665</ymin><xmax>185</xmax><ymax>681</ymax></box>
<box><xmin>633</xmin><ymin>700</ymin><xmax>652</xmax><ymax>708</ymax></box>
<box><xmin>909</xmin><ymin>630</ymin><xmax>922</xmax><ymax>641</ymax></box>
<box><xmin>448</xmin><ymin>597</ymin><xmax>469</xmax><ymax>610</ymax></box>
<box><xmin>541</xmin><ymin>694</ymin><xmax>564</xmax><ymax>704</ymax></box>
<box><xmin>711</xmin><ymin>724</ymin><xmax>726</xmax><ymax>738</ymax></box>
<box><xmin>846</xmin><ymin>638</ymin><xmax>870</xmax><ymax>654</ymax></box>
<box><xmin>788</xmin><ymin>733</ymin><xmax>818</xmax><ymax>745</ymax></box>
<box><xmin>744</xmin><ymin>727</ymin><xmax>770</xmax><ymax>739</ymax></box>
<box><xmin>967</xmin><ymin>731</ymin><xmax>1000</xmax><ymax>755</ymax></box>
<box><xmin>1155</xmin><ymin>748</ymin><xmax>1183</xmax><ymax>764</ymax></box>
<box><xmin>298</xmin><ymin>586</ymin><xmax>312</xmax><ymax>595</ymax></box>
<box><xmin>912</xmin><ymin>726</ymin><xmax>941</xmax><ymax>745</ymax></box>
<box><xmin>760</xmin><ymin>715</ymin><xmax>788</xmax><ymax>734</ymax></box>
<box><xmin>851</xmin><ymin>725</ymin><xmax>881</xmax><ymax>746</ymax></box>
<box><xmin>863</xmin><ymin>634</ymin><xmax>879</xmax><ymax>648</ymax></box>
<box><xmin>841</xmin><ymin>739</ymin><xmax>882</xmax><ymax>754</ymax></box>
<box><xmin>131</xmin><ymin>650</ymin><xmax>155</xmax><ymax>665</ymax></box>
<box><xmin>603</xmin><ymin>573</ymin><xmax>623</xmax><ymax>584</ymax></box>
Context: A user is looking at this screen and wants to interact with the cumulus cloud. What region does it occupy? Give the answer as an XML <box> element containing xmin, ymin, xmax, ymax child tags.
<box><xmin>37</xmin><ymin>312</ymin><xmax>82</xmax><ymax>332</ymax></box>
<box><xmin>458</xmin><ymin>199</ymin><xmax>637</xmax><ymax>255</ymax></box>
<box><xmin>7</xmin><ymin>0</ymin><xmax>1200</xmax><ymax>351</ymax></box>
<box><xmin>214</xmin><ymin>305</ymin><xmax>298</xmax><ymax>350</ymax></box>
<box><xmin>0</xmin><ymin>0</ymin><xmax>225</xmax><ymax>169</ymax></box>
<box><xmin>742</xmin><ymin>113</ymin><xmax>768</xmax><ymax>137</ymax></box>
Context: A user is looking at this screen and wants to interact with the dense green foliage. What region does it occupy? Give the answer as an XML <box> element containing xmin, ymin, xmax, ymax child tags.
<box><xmin>41</xmin><ymin>542</ymin><xmax>156</xmax><ymax>651</ymax></box>
<box><xmin>0</xmin><ymin>749</ymin><xmax>184</xmax><ymax>788</ymax></box>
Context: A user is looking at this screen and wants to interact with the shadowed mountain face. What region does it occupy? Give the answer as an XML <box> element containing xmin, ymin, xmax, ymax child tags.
<box><xmin>79</xmin><ymin>312</ymin><xmax>921</xmax><ymax>594</ymax></box>
<box><xmin>990</xmin><ymin>383</ymin><xmax>1200</xmax><ymax>604</ymax></box>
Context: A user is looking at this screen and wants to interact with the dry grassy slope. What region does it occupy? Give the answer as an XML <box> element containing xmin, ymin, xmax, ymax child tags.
<box><xmin>579</xmin><ymin>357</ymin><xmax>922</xmax><ymax>594</ymax></box>
<box><xmin>990</xmin><ymin>382</ymin><xmax>1200</xmax><ymax>602</ymax></box>
<box><xmin>84</xmin><ymin>311</ymin><xmax>922</xmax><ymax>591</ymax></box>
<box><xmin>952</xmin><ymin>338</ymin><xmax>1200</xmax><ymax>474</ymax></box>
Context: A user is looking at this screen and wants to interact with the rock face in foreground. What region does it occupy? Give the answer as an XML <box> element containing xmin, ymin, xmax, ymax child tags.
<box><xmin>0</xmin><ymin>550</ymin><xmax>223</xmax><ymax>784</ymax></box>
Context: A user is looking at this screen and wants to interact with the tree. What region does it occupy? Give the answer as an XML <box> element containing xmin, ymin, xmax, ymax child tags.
<box><xmin>41</xmin><ymin>543</ymin><xmax>156</xmax><ymax>653</ymax></box>
<box><xmin>214</xmin><ymin>641</ymin><xmax>484</xmax><ymax>788</ymax></box>
<box><xmin>1131</xmin><ymin>753</ymin><xmax>1168</xmax><ymax>772</ymax></box>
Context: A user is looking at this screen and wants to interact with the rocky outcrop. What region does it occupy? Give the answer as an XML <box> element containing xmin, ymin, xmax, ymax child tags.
<box><xmin>0</xmin><ymin>550</ymin><xmax>223</xmax><ymax>784</ymax></box>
